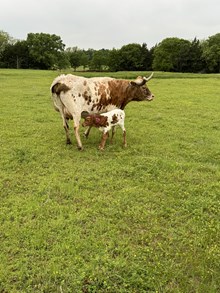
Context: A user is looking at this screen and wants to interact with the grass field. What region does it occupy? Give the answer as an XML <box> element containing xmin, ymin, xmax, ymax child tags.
<box><xmin>0</xmin><ymin>69</ymin><xmax>220</xmax><ymax>292</ymax></box>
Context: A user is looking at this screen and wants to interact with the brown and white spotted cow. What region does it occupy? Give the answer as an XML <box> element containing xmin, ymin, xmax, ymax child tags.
<box><xmin>81</xmin><ymin>109</ymin><xmax>126</xmax><ymax>150</ymax></box>
<box><xmin>50</xmin><ymin>73</ymin><xmax>154</xmax><ymax>150</ymax></box>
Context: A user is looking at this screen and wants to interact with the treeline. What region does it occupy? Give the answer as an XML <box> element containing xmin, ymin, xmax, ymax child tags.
<box><xmin>0</xmin><ymin>30</ymin><xmax>220</xmax><ymax>73</ymax></box>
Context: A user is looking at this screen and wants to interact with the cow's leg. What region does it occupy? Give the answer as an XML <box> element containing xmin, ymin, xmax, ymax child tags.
<box><xmin>54</xmin><ymin>97</ymin><xmax>71</xmax><ymax>144</ymax></box>
<box><xmin>64</xmin><ymin>118</ymin><xmax>71</xmax><ymax>144</ymax></box>
<box><xmin>110</xmin><ymin>126</ymin><xmax>116</xmax><ymax>144</ymax></box>
<box><xmin>99</xmin><ymin>132</ymin><xmax>109</xmax><ymax>150</ymax></box>
<box><xmin>84</xmin><ymin>126</ymin><xmax>92</xmax><ymax>139</ymax></box>
<box><xmin>59</xmin><ymin>112</ymin><xmax>71</xmax><ymax>144</ymax></box>
<box><xmin>73</xmin><ymin>119</ymin><xmax>83</xmax><ymax>150</ymax></box>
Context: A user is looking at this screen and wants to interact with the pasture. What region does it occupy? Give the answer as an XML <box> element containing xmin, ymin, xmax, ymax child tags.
<box><xmin>0</xmin><ymin>69</ymin><xmax>219</xmax><ymax>292</ymax></box>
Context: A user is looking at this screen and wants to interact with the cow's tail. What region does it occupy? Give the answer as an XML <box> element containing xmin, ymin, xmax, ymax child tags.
<box><xmin>51</xmin><ymin>83</ymin><xmax>70</xmax><ymax>96</ymax></box>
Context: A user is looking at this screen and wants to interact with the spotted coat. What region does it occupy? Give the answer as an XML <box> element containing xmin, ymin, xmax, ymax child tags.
<box><xmin>81</xmin><ymin>109</ymin><xmax>126</xmax><ymax>150</ymax></box>
<box><xmin>50</xmin><ymin>73</ymin><xmax>154</xmax><ymax>150</ymax></box>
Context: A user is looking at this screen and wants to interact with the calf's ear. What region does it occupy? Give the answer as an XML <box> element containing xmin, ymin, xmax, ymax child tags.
<box><xmin>81</xmin><ymin>111</ymin><xmax>89</xmax><ymax>119</ymax></box>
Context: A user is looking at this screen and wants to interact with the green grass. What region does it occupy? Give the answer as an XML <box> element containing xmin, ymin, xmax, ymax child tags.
<box><xmin>0</xmin><ymin>69</ymin><xmax>220</xmax><ymax>292</ymax></box>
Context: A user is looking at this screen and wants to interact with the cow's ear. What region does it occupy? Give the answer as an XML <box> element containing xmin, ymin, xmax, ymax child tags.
<box><xmin>130</xmin><ymin>81</ymin><xmax>138</xmax><ymax>86</ymax></box>
<box><xmin>130</xmin><ymin>76</ymin><xmax>146</xmax><ymax>86</ymax></box>
<box><xmin>81</xmin><ymin>111</ymin><xmax>89</xmax><ymax>119</ymax></box>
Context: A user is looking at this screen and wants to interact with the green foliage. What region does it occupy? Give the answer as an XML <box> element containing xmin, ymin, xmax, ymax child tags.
<box><xmin>0</xmin><ymin>69</ymin><xmax>220</xmax><ymax>292</ymax></box>
<box><xmin>66</xmin><ymin>47</ymin><xmax>82</xmax><ymax>70</ymax></box>
<box><xmin>0</xmin><ymin>31</ymin><xmax>220</xmax><ymax>72</ymax></box>
<box><xmin>0</xmin><ymin>41</ymin><xmax>29</xmax><ymax>68</ymax></box>
<box><xmin>106</xmin><ymin>43</ymin><xmax>152</xmax><ymax>72</ymax></box>
<box><xmin>118</xmin><ymin>43</ymin><xmax>147</xmax><ymax>71</ymax></box>
<box><xmin>106</xmin><ymin>43</ymin><xmax>152</xmax><ymax>71</ymax></box>
<box><xmin>108</xmin><ymin>48</ymin><xmax>121</xmax><ymax>71</ymax></box>
<box><xmin>188</xmin><ymin>37</ymin><xmax>205</xmax><ymax>72</ymax></box>
<box><xmin>0</xmin><ymin>30</ymin><xmax>12</xmax><ymax>52</ymax></box>
<box><xmin>89</xmin><ymin>49</ymin><xmax>109</xmax><ymax>71</ymax></box>
<box><xmin>141</xmin><ymin>43</ymin><xmax>154</xmax><ymax>71</ymax></box>
<box><xmin>153</xmin><ymin>37</ymin><xmax>206</xmax><ymax>73</ymax></box>
<box><xmin>0</xmin><ymin>30</ymin><xmax>14</xmax><ymax>67</ymax></box>
<box><xmin>153</xmin><ymin>37</ymin><xmax>191</xmax><ymax>72</ymax></box>
<box><xmin>202</xmin><ymin>33</ymin><xmax>220</xmax><ymax>73</ymax></box>
<box><xmin>26</xmin><ymin>33</ymin><xmax>67</xmax><ymax>69</ymax></box>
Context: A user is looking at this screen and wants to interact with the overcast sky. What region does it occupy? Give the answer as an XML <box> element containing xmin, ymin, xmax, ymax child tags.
<box><xmin>1</xmin><ymin>0</ymin><xmax>220</xmax><ymax>50</ymax></box>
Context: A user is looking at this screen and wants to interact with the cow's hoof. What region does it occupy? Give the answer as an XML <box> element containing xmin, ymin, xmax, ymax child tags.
<box><xmin>66</xmin><ymin>139</ymin><xmax>72</xmax><ymax>145</ymax></box>
<box><xmin>77</xmin><ymin>146</ymin><xmax>83</xmax><ymax>151</ymax></box>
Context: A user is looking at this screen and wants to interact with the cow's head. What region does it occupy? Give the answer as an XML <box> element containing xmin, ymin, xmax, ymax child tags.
<box><xmin>129</xmin><ymin>73</ymin><xmax>155</xmax><ymax>102</ymax></box>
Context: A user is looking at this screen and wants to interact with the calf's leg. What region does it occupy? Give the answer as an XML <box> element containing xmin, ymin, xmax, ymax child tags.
<box><xmin>123</xmin><ymin>130</ymin><xmax>127</xmax><ymax>147</ymax></box>
<box><xmin>110</xmin><ymin>126</ymin><xmax>116</xmax><ymax>144</ymax></box>
<box><xmin>119</xmin><ymin>123</ymin><xmax>127</xmax><ymax>147</ymax></box>
<box><xmin>99</xmin><ymin>132</ymin><xmax>109</xmax><ymax>150</ymax></box>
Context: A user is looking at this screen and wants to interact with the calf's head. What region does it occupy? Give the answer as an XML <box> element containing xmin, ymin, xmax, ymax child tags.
<box><xmin>81</xmin><ymin>111</ymin><xmax>108</xmax><ymax>128</ymax></box>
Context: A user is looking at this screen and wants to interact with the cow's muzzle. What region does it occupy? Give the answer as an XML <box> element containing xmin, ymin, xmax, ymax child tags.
<box><xmin>147</xmin><ymin>94</ymin><xmax>155</xmax><ymax>101</ymax></box>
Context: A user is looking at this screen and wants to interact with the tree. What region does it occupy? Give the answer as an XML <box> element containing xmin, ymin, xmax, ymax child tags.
<box><xmin>108</xmin><ymin>48</ymin><xmax>121</xmax><ymax>71</ymax></box>
<box><xmin>118</xmin><ymin>43</ymin><xmax>145</xmax><ymax>71</ymax></box>
<box><xmin>0</xmin><ymin>30</ymin><xmax>13</xmax><ymax>52</ymax></box>
<box><xmin>66</xmin><ymin>47</ymin><xmax>90</xmax><ymax>70</ymax></box>
<box><xmin>140</xmin><ymin>43</ymin><xmax>153</xmax><ymax>70</ymax></box>
<box><xmin>26</xmin><ymin>33</ymin><xmax>66</xmax><ymax>69</ymax></box>
<box><xmin>188</xmin><ymin>38</ymin><xmax>205</xmax><ymax>73</ymax></box>
<box><xmin>202</xmin><ymin>33</ymin><xmax>220</xmax><ymax>73</ymax></box>
<box><xmin>0</xmin><ymin>40</ymin><xmax>30</xmax><ymax>68</ymax></box>
<box><xmin>153</xmin><ymin>37</ymin><xmax>191</xmax><ymax>72</ymax></box>
<box><xmin>66</xmin><ymin>47</ymin><xmax>82</xmax><ymax>70</ymax></box>
<box><xmin>56</xmin><ymin>52</ymin><xmax>70</xmax><ymax>70</ymax></box>
<box><xmin>80</xmin><ymin>51</ymin><xmax>89</xmax><ymax>70</ymax></box>
<box><xmin>0</xmin><ymin>30</ymin><xmax>14</xmax><ymax>67</ymax></box>
<box><xmin>108</xmin><ymin>43</ymin><xmax>153</xmax><ymax>71</ymax></box>
<box><xmin>89</xmin><ymin>49</ymin><xmax>109</xmax><ymax>71</ymax></box>
<box><xmin>176</xmin><ymin>41</ymin><xmax>191</xmax><ymax>72</ymax></box>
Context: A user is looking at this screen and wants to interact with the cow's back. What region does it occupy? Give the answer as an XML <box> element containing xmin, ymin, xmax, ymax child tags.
<box><xmin>51</xmin><ymin>74</ymin><xmax>119</xmax><ymax>114</ymax></box>
<box><xmin>51</xmin><ymin>74</ymin><xmax>113</xmax><ymax>89</ymax></box>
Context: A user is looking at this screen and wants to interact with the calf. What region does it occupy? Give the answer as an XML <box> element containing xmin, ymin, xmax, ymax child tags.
<box><xmin>81</xmin><ymin>109</ymin><xmax>126</xmax><ymax>150</ymax></box>
<box><xmin>51</xmin><ymin>73</ymin><xmax>154</xmax><ymax>150</ymax></box>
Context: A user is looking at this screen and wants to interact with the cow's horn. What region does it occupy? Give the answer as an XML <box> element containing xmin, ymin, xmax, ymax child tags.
<box><xmin>144</xmin><ymin>72</ymin><xmax>154</xmax><ymax>82</ymax></box>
